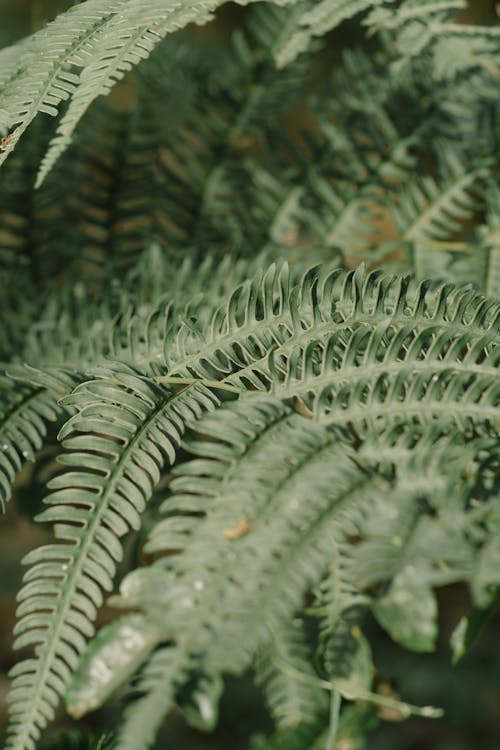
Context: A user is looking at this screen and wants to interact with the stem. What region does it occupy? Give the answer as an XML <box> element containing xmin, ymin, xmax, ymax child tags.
<box><xmin>325</xmin><ymin>689</ymin><xmax>342</xmax><ymax>750</ymax></box>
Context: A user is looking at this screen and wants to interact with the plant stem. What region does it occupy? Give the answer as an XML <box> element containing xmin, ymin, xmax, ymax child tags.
<box><xmin>325</xmin><ymin>689</ymin><xmax>342</xmax><ymax>750</ymax></box>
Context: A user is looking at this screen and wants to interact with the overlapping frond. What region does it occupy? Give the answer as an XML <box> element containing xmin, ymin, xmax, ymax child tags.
<box><xmin>69</xmin><ymin>396</ymin><xmax>370</xmax><ymax>747</ymax></box>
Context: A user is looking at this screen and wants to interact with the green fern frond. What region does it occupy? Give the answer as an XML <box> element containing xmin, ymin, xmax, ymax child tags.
<box><xmin>273</xmin><ymin>0</ymin><xmax>388</xmax><ymax>68</ymax></box>
<box><xmin>256</xmin><ymin>619</ymin><xmax>327</xmax><ymax>727</ymax></box>
<box><xmin>394</xmin><ymin>146</ymin><xmax>490</xmax><ymax>244</ymax></box>
<box><xmin>5</xmin><ymin>372</ymin><xmax>218</xmax><ymax>750</ymax></box>
<box><xmin>0</xmin><ymin>380</ymin><xmax>60</xmax><ymax>511</ymax></box>
<box><xmin>272</xmin><ymin>317</ymin><xmax>499</xmax><ymax>434</ymax></box>
<box><xmin>0</xmin><ymin>0</ymin><xmax>302</xmax><ymax>178</ymax></box>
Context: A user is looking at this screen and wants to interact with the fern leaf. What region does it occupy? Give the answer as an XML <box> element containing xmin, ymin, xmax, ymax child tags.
<box><xmin>394</xmin><ymin>148</ymin><xmax>489</xmax><ymax>244</ymax></box>
<box><xmin>0</xmin><ymin>379</ymin><xmax>61</xmax><ymax>511</ymax></box>
<box><xmin>256</xmin><ymin>620</ymin><xmax>327</xmax><ymax>727</ymax></box>
<box><xmin>274</xmin><ymin>0</ymin><xmax>389</xmax><ymax>68</ymax></box>
<box><xmin>5</xmin><ymin>373</ymin><xmax>218</xmax><ymax>750</ymax></box>
<box><xmin>0</xmin><ymin>0</ymin><xmax>126</xmax><ymax>167</ymax></box>
<box><xmin>271</xmin><ymin>311</ymin><xmax>500</xmax><ymax>435</ymax></box>
<box><xmin>112</xmin><ymin>645</ymin><xmax>191</xmax><ymax>750</ymax></box>
<box><xmin>0</xmin><ymin>0</ymin><xmax>302</xmax><ymax>178</ymax></box>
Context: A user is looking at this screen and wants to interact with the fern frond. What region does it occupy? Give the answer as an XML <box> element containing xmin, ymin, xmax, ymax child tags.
<box><xmin>0</xmin><ymin>380</ymin><xmax>60</xmax><ymax>511</ymax></box>
<box><xmin>112</xmin><ymin>646</ymin><xmax>191</xmax><ymax>750</ymax></box>
<box><xmin>5</xmin><ymin>372</ymin><xmax>218</xmax><ymax>750</ymax></box>
<box><xmin>256</xmin><ymin>619</ymin><xmax>327</xmax><ymax>727</ymax></box>
<box><xmin>394</xmin><ymin>146</ymin><xmax>489</xmax><ymax>244</ymax></box>
<box><xmin>0</xmin><ymin>0</ymin><xmax>302</xmax><ymax>178</ymax></box>
<box><xmin>272</xmin><ymin>317</ymin><xmax>499</xmax><ymax>434</ymax></box>
<box><xmin>273</xmin><ymin>0</ymin><xmax>389</xmax><ymax>68</ymax></box>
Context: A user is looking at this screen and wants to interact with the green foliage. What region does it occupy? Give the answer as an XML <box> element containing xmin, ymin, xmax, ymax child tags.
<box><xmin>0</xmin><ymin>1</ymin><xmax>499</xmax><ymax>750</ymax></box>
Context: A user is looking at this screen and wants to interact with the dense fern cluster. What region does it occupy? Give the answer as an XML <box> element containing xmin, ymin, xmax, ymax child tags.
<box><xmin>0</xmin><ymin>1</ymin><xmax>499</xmax><ymax>749</ymax></box>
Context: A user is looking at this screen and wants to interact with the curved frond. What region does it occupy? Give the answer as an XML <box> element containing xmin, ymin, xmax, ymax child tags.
<box><xmin>0</xmin><ymin>379</ymin><xmax>60</xmax><ymax>511</ymax></box>
<box><xmin>256</xmin><ymin>619</ymin><xmax>327</xmax><ymax>727</ymax></box>
<box><xmin>5</xmin><ymin>372</ymin><xmax>218</xmax><ymax>750</ymax></box>
<box><xmin>395</xmin><ymin>147</ymin><xmax>490</xmax><ymax>244</ymax></box>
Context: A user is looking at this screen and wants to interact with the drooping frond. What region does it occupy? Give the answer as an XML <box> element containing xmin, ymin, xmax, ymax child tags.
<box><xmin>0</xmin><ymin>0</ymin><xmax>303</xmax><ymax>178</ymax></box>
<box><xmin>0</xmin><ymin>380</ymin><xmax>60</xmax><ymax>511</ymax></box>
<box><xmin>256</xmin><ymin>619</ymin><xmax>327</xmax><ymax>727</ymax></box>
<box><xmin>5</xmin><ymin>371</ymin><xmax>218</xmax><ymax>750</ymax></box>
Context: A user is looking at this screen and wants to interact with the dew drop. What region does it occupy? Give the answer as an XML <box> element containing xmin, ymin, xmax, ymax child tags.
<box><xmin>2</xmin><ymin>444</ymin><xmax>8</xmax><ymax>451</ymax></box>
<box><xmin>194</xmin><ymin>580</ymin><xmax>204</xmax><ymax>591</ymax></box>
<box><xmin>61</xmin><ymin>564</ymin><xmax>68</xmax><ymax>572</ymax></box>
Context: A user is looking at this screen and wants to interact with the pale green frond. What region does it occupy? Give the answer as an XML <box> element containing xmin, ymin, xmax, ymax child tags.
<box><xmin>0</xmin><ymin>0</ymin><xmax>302</xmax><ymax>177</ymax></box>
<box><xmin>102</xmin><ymin>398</ymin><xmax>370</xmax><ymax>731</ymax></box>
<box><xmin>66</xmin><ymin>614</ymin><xmax>162</xmax><ymax>719</ymax></box>
<box><xmin>0</xmin><ymin>0</ymin><xmax>128</xmax><ymax>166</ymax></box>
<box><xmin>112</xmin><ymin>646</ymin><xmax>191</xmax><ymax>750</ymax></box>
<box><xmin>256</xmin><ymin>619</ymin><xmax>327</xmax><ymax>727</ymax></box>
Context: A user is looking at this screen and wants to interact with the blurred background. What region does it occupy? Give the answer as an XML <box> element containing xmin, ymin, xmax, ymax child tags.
<box><xmin>0</xmin><ymin>1</ymin><xmax>499</xmax><ymax>748</ymax></box>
